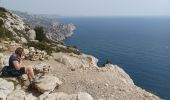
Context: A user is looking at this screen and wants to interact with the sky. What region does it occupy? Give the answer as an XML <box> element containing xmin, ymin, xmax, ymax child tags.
<box><xmin>1</xmin><ymin>0</ymin><xmax>170</xmax><ymax>16</ymax></box>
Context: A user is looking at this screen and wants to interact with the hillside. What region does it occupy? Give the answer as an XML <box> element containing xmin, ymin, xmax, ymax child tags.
<box><xmin>0</xmin><ymin>7</ymin><xmax>160</xmax><ymax>100</ymax></box>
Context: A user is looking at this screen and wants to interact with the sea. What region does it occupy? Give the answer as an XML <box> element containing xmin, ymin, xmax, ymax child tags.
<box><xmin>58</xmin><ymin>17</ymin><xmax>170</xmax><ymax>99</ymax></box>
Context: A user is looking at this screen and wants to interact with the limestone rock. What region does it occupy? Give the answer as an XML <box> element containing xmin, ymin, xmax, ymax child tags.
<box><xmin>7</xmin><ymin>90</ymin><xmax>25</xmax><ymax>100</ymax></box>
<box><xmin>7</xmin><ymin>90</ymin><xmax>37</xmax><ymax>100</ymax></box>
<box><xmin>27</xmin><ymin>29</ymin><xmax>36</xmax><ymax>40</ymax></box>
<box><xmin>32</xmin><ymin>63</ymin><xmax>51</xmax><ymax>74</ymax></box>
<box><xmin>0</xmin><ymin>78</ymin><xmax>14</xmax><ymax>100</ymax></box>
<box><xmin>34</xmin><ymin>75</ymin><xmax>62</xmax><ymax>93</ymax></box>
<box><xmin>26</xmin><ymin>94</ymin><xmax>37</xmax><ymax>100</ymax></box>
<box><xmin>77</xmin><ymin>92</ymin><xmax>94</xmax><ymax>100</ymax></box>
<box><xmin>43</xmin><ymin>92</ymin><xmax>70</xmax><ymax>100</ymax></box>
<box><xmin>54</xmin><ymin>53</ymin><xmax>98</xmax><ymax>70</ymax></box>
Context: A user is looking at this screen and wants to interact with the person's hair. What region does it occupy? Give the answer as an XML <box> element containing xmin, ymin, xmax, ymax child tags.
<box><xmin>15</xmin><ymin>47</ymin><xmax>24</xmax><ymax>58</ymax></box>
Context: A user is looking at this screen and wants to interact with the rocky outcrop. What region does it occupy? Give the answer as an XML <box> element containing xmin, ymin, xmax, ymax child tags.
<box><xmin>24</xmin><ymin>47</ymin><xmax>51</xmax><ymax>61</ymax></box>
<box><xmin>34</xmin><ymin>75</ymin><xmax>62</xmax><ymax>93</ymax></box>
<box><xmin>39</xmin><ymin>92</ymin><xmax>93</xmax><ymax>100</ymax></box>
<box><xmin>54</xmin><ymin>52</ymin><xmax>98</xmax><ymax>70</ymax></box>
<box><xmin>0</xmin><ymin>7</ymin><xmax>36</xmax><ymax>43</ymax></box>
<box><xmin>46</xmin><ymin>23</ymin><xmax>76</xmax><ymax>41</ymax></box>
<box><xmin>0</xmin><ymin>78</ymin><xmax>14</xmax><ymax>100</ymax></box>
<box><xmin>13</xmin><ymin>10</ymin><xmax>76</xmax><ymax>41</ymax></box>
<box><xmin>7</xmin><ymin>90</ymin><xmax>37</xmax><ymax>100</ymax></box>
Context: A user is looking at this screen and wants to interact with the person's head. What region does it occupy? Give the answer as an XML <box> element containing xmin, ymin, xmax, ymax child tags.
<box><xmin>15</xmin><ymin>47</ymin><xmax>24</xmax><ymax>58</ymax></box>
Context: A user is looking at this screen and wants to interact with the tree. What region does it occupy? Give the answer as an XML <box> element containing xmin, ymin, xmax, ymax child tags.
<box><xmin>34</xmin><ymin>26</ymin><xmax>46</xmax><ymax>42</ymax></box>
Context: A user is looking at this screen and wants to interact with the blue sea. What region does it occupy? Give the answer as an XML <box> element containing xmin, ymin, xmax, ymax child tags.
<box><xmin>58</xmin><ymin>17</ymin><xmax>170</xmax><ymax>99</ymax></box>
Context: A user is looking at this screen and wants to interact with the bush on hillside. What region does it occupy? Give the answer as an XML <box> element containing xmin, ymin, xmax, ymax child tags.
<box><xmin>102</xmin><ymin>59</ymin><xmax>112</xmax><ymax>66</ymax></box>
<box><xmin>34</xmin><ymin>26</ymin><xmax>47</xmax><ymax>42</ymax></box>
<box><xmin>0</xmin><ymin>27</ymin><xmax>13</xmax><ymax>41</ymax></box>
<box><xmin>26</xmin><ymin>41</ymin><xmax>54</xmax><ymax>55</ymax></box>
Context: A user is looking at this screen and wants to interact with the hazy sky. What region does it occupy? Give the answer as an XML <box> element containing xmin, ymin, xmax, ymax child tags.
<box><xmin>1</xmin><ymin>0</ymin><xmax>170</xmax><ymax>16</ymax></box>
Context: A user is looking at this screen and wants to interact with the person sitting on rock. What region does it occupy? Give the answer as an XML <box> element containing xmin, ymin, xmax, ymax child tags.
<box><xmin>1</xmin><ymin>47</ymin><xmax>35</xmax><ymax>84</ymax></box>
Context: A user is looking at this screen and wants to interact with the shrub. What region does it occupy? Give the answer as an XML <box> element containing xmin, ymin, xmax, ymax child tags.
<box><xmin>34</xmin><ymin>26</ymin><xmax>47</xmax><ymax>42</ymax></box>
<box><xmin>0</xmin><ymin>7</ymin><xmax>7</xmax><ymax>12</ymax></box>
<box><xmin>102</xmin><ymin>59</ymin><xmax>112</xmax><ymax>66</ymax></box>
<box><xmin>26</xmin><ymin>41</ymin><xmax>54</xmax><ymax>55</ymax></box>
<box><xmin>0</xmin><ymin>27</ymin><xmax>13</xmax><ymax>40</ymax></box>
<box><xmin>0</xmin><ymin>19</ymin><xmax>3</xmax><ymax>27</ymax></box>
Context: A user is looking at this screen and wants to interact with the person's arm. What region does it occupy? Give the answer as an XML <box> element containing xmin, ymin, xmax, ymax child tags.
<box><xmin>13</xmin><ymin>60</ymin><xmax>23</xmax><ymax>70</ymax></box>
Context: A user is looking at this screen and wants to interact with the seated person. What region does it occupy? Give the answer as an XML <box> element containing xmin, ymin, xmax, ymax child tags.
<box><xmin>1</xmin><ymin>47</ymin><xmax>35</xmax><ymax>84</ymax></box>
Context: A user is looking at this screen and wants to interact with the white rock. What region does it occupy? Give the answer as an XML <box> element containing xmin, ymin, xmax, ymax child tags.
<box><xmin>0</xmin><ymin>78</ymin><xmax>14</xmax><ymax>100</ymax></box>
<box><xmin>27</xmin><ymin>29</ymin><xmax>36</xmax><ymax>40</ymax></box>
<box><xmin>7</xmin><ymin>90</ymin><xmax>25</xmax><ymax>100</ymax></box>
<box><xmin>34</xmin><ymin>75</ymin><xmax>62</xmax><ymax>93</ymax></box>
<box><xmin>77</xmin><ymin>92</ymin><xmax>94</xmax><ymax>100</ymax></box>
<box><xmin>26</xmin><ymin>94</ymin><xmax>37</xmax><ymax>100</ymax></box>
<box><xmin>33</xmin><ymin>63</ymin><xmax>51</xmax><ymax>73</ymax></box>
<box><xmin>43</xmin><ymin>92</ymin><xmax>70</xmax><ymax>100</ymax></box>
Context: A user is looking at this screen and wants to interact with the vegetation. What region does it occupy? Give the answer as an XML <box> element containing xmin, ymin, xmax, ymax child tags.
<box><xmin>34</xmin><ymin>26</ymin><xmax>47</xmax><ymax>42</ymax></box>
<box><xmin>0</xmin><ymin>7</ymin><xmax>7</xmax><ymax>12</ymax></box>
<box><xmin>26</xmin><ymin>41</ymin><xmax>54</xmax><ymax>55</ymax></box>
<box><xmin>0</xmin><ymin>19</ymin><xmax>3</xmax><ymax>27</ymax></box>
<box><xmin>0</xmin><ymin>26</ymin><xmax>14</xmax><ymax>41</ymax></box>
<box><xmin>102</xmin><ymin>59</ymin><xmax>112</xmax><ymax>66</ymax></box>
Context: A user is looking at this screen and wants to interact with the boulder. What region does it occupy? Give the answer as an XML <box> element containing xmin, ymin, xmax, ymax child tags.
<box><xmin>77</xmin><ymin>92</ymin><xmax>94</xmax><ymax>100</ymax></box>
<box><xmin>20</xmin><ymin>37</ymin><xmax>28</xmax><ymax>43</ymax></box>
<box><xmin>7</xmin><ymin>90</ymin><xmax>37</xmax><ymax>100</ymax></box>
<box><xmin>7</xmin><ymin>90</ymin><xmax>25</xmax><ymax>100</ymax></box>
<box><xmin>27</xmin><ymin>29</ymin><xmax>36</xmax><ymax>40</ymax></box>
<box><xmin>43</xmin><ymin>92</ymin><xmax>70</xmax><ymax>100</ymax></box>
<box><xmin>34</xmin><ymin>75</ymin><xmax>62</xmax><ymax>93</ymax></box>
<box><xmin>55</xmin><ymin>53</ymin><xmax>98</xmax><ymax>70</ymax></box>
<box><xmin>32</xmin><ymin>63</ymin><xmax>51</xmax><ymax>74</ymax></box>
<box><xmin>0</xmin><ymin>78</ymin><xmax>14</xmax><ymax>100</ymax></box>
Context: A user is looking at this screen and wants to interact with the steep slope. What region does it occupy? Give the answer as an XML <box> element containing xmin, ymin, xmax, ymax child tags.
<box><xmin>0</xmin><ymin>7</ymin><xmax>36</xmax><ymax>43</ymax></box>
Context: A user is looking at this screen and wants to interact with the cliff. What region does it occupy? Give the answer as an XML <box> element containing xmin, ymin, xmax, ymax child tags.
<box><xmin>0</xmin><ymin>7</ymin><xmax>160</xmax><ymax>100</ymax></box>
<box><xmin>13</xmin><ymin>11</ymin><xmax>76</xmax><ymax>41</ymax></box>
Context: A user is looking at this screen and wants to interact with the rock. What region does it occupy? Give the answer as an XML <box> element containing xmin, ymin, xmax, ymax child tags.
<box><xmin>39</xmin><ymin>92</ymin><xmax>94</xmax><ymax>100</ymax></box>
<box><xmin>7</xmin><ymin>90</ymin><xmax>25</xmax><ymax>100</ymax></box>
<box><xmin>32</xmin><ymin>63</ymin><xmax>51</xmax><ymax>74</ymax></box>
<box><xmin>20</xmin><ymin>74</ymin><xmax>28</xmax><ymax>81</ymax></box>
<box><xmin>77</xmin><ymin>92</ymin><xmax>94</xmax><ymax>100</ymax></box>
<box><xmin>55</xmin><ymin>53</ymin><xmax>98</xmax><ymax>70</ymax></box>
<box><xmin>39</xmin><ymin>92</ymin><xmax>50</xmax><ymax>100</ymax></box>
<box><xmin>34</xmin><ymin>75</ymin><xmax>62</xmax><ymax>93</ymax></box>
<box><xmin>24</xmin><ymin>48</ymin><xmax>29</xmax><ymax>55</ymax></box>
<box><xmin>7</xmin><ymin>90</ymin><xmax>37</xmax><ymax>100</ymax></box>
<box><xmin>27</xmin><ymin>29</ymin><xmax>36</xmax><ymax>40</ymax></box>
<box><xmin>0</xmin><ymin>78</ymin><xmax>14</xmax><ymax>100</ymax></box>
<box><xmin>20</xmin><ymin>37</ymin><xmax>27</xmax><ymax>43</ymax></box>
<box><xmin>26</xmin><ymin>94</ymin><xmax>37</xmax><ymax>100</ymax></box>
<box><xmin>43</xmin><ymin>92</ymin><xmax>70</xmax><ymax>100</ymax></box>
<box><xmin>0</xmin><ymin>53</ymin><xmax>9</xmax><ymax>68</ymax></box>
<box><xmin>29</xmin><ymin>47</ymin><xmax>35</xmax><ymax>52</ymax></box>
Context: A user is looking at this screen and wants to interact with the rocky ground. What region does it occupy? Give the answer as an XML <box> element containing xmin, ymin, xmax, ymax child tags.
<box><xmin>0</xmin><ymin>41</ymin><xmax>161</xmax><ymax>100</ymax></box>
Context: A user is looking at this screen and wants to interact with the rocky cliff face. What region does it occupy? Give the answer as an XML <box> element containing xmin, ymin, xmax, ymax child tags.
<box><xmin>0</xmin><ymin>7</ymin><xmax>36</xmax><ymax>43</ymax></box>
<box><xmin>13</xmin><ymin>11</ymin><xmax>76</xmax><ymax>41</ymax></box>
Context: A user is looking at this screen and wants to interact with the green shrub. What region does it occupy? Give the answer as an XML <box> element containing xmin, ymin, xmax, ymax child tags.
<box><xmin>0</xmin><ymin>19</ymin><xmax>3</xmax><ymax>27</ymax></box>
<box><xmin>26</xmin><ymin>41</ymin><xmax>54</xmax><ymax>55</ymax></box>
<box><xmin>34</xmin><ymin>26</ymin><xmax>47</xmax><ymax>42</ymax></box>
<box><xmin>102</xmin><ymin>59</ymin><xmax>112</xmax><ymax>66</ymax></box>
<box><xmin>0</xmin><ymin>27</ymin><xmax>13</xmax><ymax>40</ymax></box>
<box><xmin>0</xmin><ymin>7</ymin><xmax>7</xmax><ymax>12</ymax></box>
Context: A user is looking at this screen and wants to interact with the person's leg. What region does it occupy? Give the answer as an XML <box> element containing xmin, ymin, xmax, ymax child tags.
<box><xmin>25</xmin><ymin>65</ymin><xmax>35</xmax><ymax>83</ymax></box>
